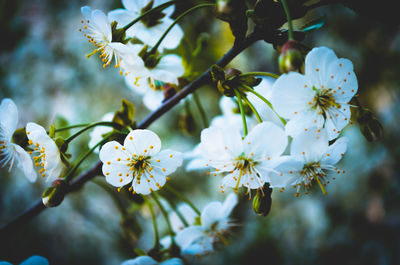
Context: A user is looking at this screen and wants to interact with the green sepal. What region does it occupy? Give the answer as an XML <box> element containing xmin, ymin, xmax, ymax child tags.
<box><xmin>194</xmin><ymin>216</ymin><xmax>201</xmax><ymax>226</ymax></box>
<box><xmin>235</xmin><ymin>75</ymin><xmax>262</xmax><ymax>87</ymax></box>
<box><xmin>11</xmin><ymin>127</ymin><xmax>29</xmax><ymax>148</ymax></box>
<box><xmin>54</xmin><ymin>137</ymin><xmax>68</xmax><ymax>153</ymax></box>
<box><xmin>111</xmin><ymin>21</ymin><xmax>126</xmax><ymax>43</ymax></box>
<box><xmin>300</xmin><ymin>15</ymin><xmax>326</xmax><ymax>32</ymax></box>
<box><xmin>113</xmin><ymin>99</ymin><xmax>136</xmax><ymax>128</ymax></box>
<box><xmin>42</xmin><ymin>179</ymin><xmax>68</xmax><ymax>207</ymax></box>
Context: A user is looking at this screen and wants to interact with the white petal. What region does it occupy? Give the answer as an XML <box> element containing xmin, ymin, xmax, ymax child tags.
<box><xmin>0</xmin><ymin>98</ymin><xmax>18</xmax><ymax>134</ymax></box>
<box><xmin>133</xmin><ymin>170</ymin><xmax>166</xmax><ymax>195</ymax></box>
<box><xmin>324</xmin><ymin>104</ymin><xmax>351</xmax><ymax>140</ymax></box>
<box><xmin>123</xmin><ymin>129</ymin><xmax>162</xmax><ymax>156</ymax></box>
<box><xmin>175</xmin><ymin>226</ymin><xmax>205</xmax><ymax>249</ymax></box>
<box><xmin>108</xmin><ymin>9</ymin><xmax>136</xmax><ymax>28</ymax></box>
<box><xmin>321</xmin><ymin>137</ymin><xmax>348</xmax><ymax>165</ymax></box>
<box><xmin>14</xmin><ymin>144</ymin><xmax>37</xmax><ymax>182</ymax></box>
<box><xmin>265</xmin><ymin>156</ymin><xmax>303</xmax><ymax>187</ymax></box>
<box><xmin>20</xmin><ymin>256</ymin><xmax>49</xmax><ymax>265</ymax></box>
<box><xmin>150</xmin><ymin>149</ymin><xmax>182</xmax><ymax>175</ymax></box>
<box><xmin>285</xmin><ymin>110</ymin><xmax>324</xmax><ymax>138</ymax></box>
<box><xmin>199</xmin><ymin>127</ymin><xmax>238</xmax><ymax>163</ymax></box>
<box><xmin>99</xmin><ymin>141</ymin><xmax>131</xmax><ymax>164</ymax></box>
<box><xmin>103</xmin><ymin>163</ymin><xmax>132</xmax><ymax>187</ymax></box>
<box><xmin>81</xmin><ymin>6</ymin><xmax>92</xmax><ymax>20</ymax></box>
<box><xmin>221</xmin><ymin>193</ymin><xmax>238</xmax><ymax>218</ymax></box>
<box><xmin>143</xmin><ymin>90</ymin><xmax>164</xmax><ymax>111</ymax></box>
<box><xmin>150</xmin><ymin>54</ymin><xmax>184</xmax><ymax>82</ymax></box>
<box><xmin>92</xmin><ymin>10</ymin><xmax>112</xmax><ymax>41</ymax></box>
<box><xmin>290</xmin><ymin>128</ymin><xmax>329</xmax><ymax>162</ymax></box>
<box><xmin>88</xmin><ymin>112</ymin><xmax>114</xmax><ymax>153</ymax></box>
<box><xmin>201</xmin><ymin>201</ymin><xmax>223</xmax><ymax>229</ymax></box>
<box><xmin>122</xmin><ymin>0</ymin><xmax>143</xmax><ymax>13</ymax></box>
<box><xmin>244</xmin><ymin>122</ymin><xmax>287</xmax><ymax>158</ymax></box>
<box><xmin>305</xmin><ymin>47</ymin><xmax>338</xmax><ymax>87</ymax></box>
<box><xmin>327</xmin><ymin>58</ymin><xmax>358</xmax><ymax>103</ymax></box>
<box><xmin>270</xmin><ymin>72</ymin><xmax>315</xmax><ymax>119</ymax></box>
<box><xmin>121</xmin><ymin>256</ymin><xmax>158</xmax><ymax>265</ymax></box>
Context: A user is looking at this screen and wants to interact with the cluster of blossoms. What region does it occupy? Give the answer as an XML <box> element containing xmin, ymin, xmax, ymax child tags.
<box><xmin>79</xmin><ymin>0</ymin><xmax>184</xmax><ymax>110</ymax></box>
<box><xmin>187</xmin><ymin>47</ymin><xmax>356</xmax><ymax>197</ymax></box>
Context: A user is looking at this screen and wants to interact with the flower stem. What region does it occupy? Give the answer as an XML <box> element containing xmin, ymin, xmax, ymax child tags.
<box><xmin>192</xmin><ymin>92</ymin><xmax>209</xmax><ymax>128</ymax></box>
<box><xmin>64</xmin><ymin>121</ymin><xmax>123</xmax><ymax>144</ymax></box>
<box><xmin>281</xmin><ymin>0</ymin><xmax>294</xmax><ymax>40</ymax></box>
<box><xmin>145</xmin><ymin>198</ymin><xmax>160</xmax><ymax>249</ymax></box>
<box><xmin>152</xmin><ymin>193</ymin><xmax>175</xmax><ymax>243</ymax></box>
<box><xmin>149</xmin><ymin>3</ymin><xmax>215</xmax><ymax>54</ymax></box>
<box><xmin>243</xmin><ymin>85</ymin><xmax>286</xmax><ymax>125</ymax></box>
<box><xmin>240</xmin><ymin>72</ymin><xmax>279</xmax><ymax>79</ymax></box>
<box><xmin>165</xmin><ymin>185</ymin><xmax>200</xmax><ymax>216</ymax></box>
<box><xmin>234</xmin><ymin>169</ymin><xmax>244</xmax><ymax>193</ymax></box>
<box><xmin>122</xmin><ymin>0</ymin><xmax>179</xmax><ymax>31</ymax></box>
<box><xmin>64</xmin><ymin>133</ymin><xmax>114</xmax><ymax>182</ymax></box>
<box><xmin>234</xmin><ymin>89</ymin><xmax>248</xmax><ymax>136</ymax></box>
<box><xmin>163</xmin><ymin>196</ymin><xmax>189</xmax><ymax>227</ymax></box>
<box><xmin>242</xmin><ymin>96</ymin><xmax>263</xmax><ymax>123</ymax></box>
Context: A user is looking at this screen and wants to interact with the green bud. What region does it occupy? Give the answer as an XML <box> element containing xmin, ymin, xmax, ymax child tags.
<box><xmin>113</xmin><ymin>98</ymin><xmax>136</xmax><ymax>128</ymax></box>
<box><xmin>42</xmin><ymin>179</ymin><xmax>68</xmax><ymax>207</ymax></box>
<box><xmin>11</xmin><ymin>127</ymin><xmax>29</xmax><ymax>148</ymax></box>
<box><xmin>279</xmin><ymin>41</ymin><xmax>305</xmax><ymax>73</ymax></box>
<box><xmin>357</xmin><ymin>108</ymin><xmax>383</xmax><ymax>142</ymax></box>
<box><xmin>252</xmin><ymin>184</ymin><xmax>272</xmax><ymax>217</ymax></box>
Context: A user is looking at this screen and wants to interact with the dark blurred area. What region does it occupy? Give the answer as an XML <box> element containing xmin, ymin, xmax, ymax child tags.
<box><xmin>1</xmin><ymin>0</ymin><xmax>400</xmax><ymax>264</ymax></box>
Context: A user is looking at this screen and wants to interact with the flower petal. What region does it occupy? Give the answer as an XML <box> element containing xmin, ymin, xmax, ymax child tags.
<box><xmin>108</xmin><ymin>9</ymin><xmax>136</xmax><ymax>28</ymax></box>
<box><xmin>305</xmin><ymin>47</ymin><xmax>338</xmax><ymax>87</ymax></box>
<box><xmin>266</xmin><ymin>156</ymin><xmax>303</xmax><ymax>188</ymax></box>
<box><xmin>321</xmin><ymin>137</ymin><xmax>348</xmax><ymax>165</ymax></box>
<box><xmin>290</xmin><ymin>128</ymin><xmax>329</xmax><ymax>162</ymax></box>
<box><xmin>124</xmin><ymin>129</ymin><xmax>162</xmax><ymax>156</ymax></box>
<box><xmin>176</xmin><ymin>225</ymin><xmax>205</xmax><ymax>249</ymax></box>
<box><xmin>324</xmin><ymin>104</ymin><xmax>351</xmax><ymax>140</ymax></box>
<box><xmin>121</xmin><ymin>256</ymin><xmax>158</xmax><ymax>265</ymax></box>
<box><xmin>99</xmin><ymin>141</ymin><xmax>131</xmax><ymax>164</ymax></box>
<box><xmin>0</xmin><ymin>98</ymin><xmax>18</xmax><ymax>135</ymax></box>
<box><xmin>14</xmin><ymin>144</ymin><xmax>37</xmax><ymax>182</ymax></box>
<box><xmin>150</xmin><ymin>149</ymin><xmax>183</xmax><ymax>175</ymax></box>
<box><xmin>103</xmin><ymin>163</ymin><xmax>132</xmax><ymax>187</ymax></box>
<box><xmin>201</xmin><ymin>201</ymin><xmax>223</xmax><ymax>229</ymax></box>
<box><xmin>221</xmin><ymin>192</ymin><xmax>238</xmax><ymax>218</ymax></box>
<box><xmin>160</xmin><ymin>258</ymin><xmax>184</xmax><ymax>265</ymax></box>
<box><xmin>270</xmin><ymin>72</ymin><xmax>314</xmax><ymax>119</ymax></box>
<box><xmin>285</xmin><ymin>110</ymin><xmax>324</xmax><ymax>138</ymax></box>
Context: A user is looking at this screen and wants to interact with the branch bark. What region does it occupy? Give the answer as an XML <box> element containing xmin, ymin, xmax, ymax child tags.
<box><xmin>0</xmin><ymin>31</ymin><xmax>262</xmax><ymax>238</ymax></box>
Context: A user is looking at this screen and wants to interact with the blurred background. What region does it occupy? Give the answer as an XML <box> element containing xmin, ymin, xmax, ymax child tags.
<box><xmin>1</xmin><ymin>0</ymin><xmax>400</xmax><ymax>264</ymax></box>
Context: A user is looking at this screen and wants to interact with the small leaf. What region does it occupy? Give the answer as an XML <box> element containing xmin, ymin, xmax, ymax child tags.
<box><xmin>300</xmin><ymin>15</ymin><xmax>326</xmax><ymax>32</ymax></box>
<box><xmin>113</xmin><ymin>99</ymin><xmax>135</xmax><ymax>127</ymax></box>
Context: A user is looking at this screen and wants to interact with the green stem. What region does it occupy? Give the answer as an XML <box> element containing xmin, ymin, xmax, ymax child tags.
<box><xmin>64</xmin><ymin>121</ymin><xmax>122</xmax><ymax>144</ymax></box>
<box><xmin>242</xmin><ymin>96</ymin><xmax>263</xmax><ymax>123</ymax></box>
<box><xmin>149</xmin><ymin>3</ymin><xmax>215</xmax><ymax>54</ymax></box>
<box><xmin>54</xmin><ymin>123</ymin><xmax>90</xmax><ymax>132</ymax></box>
<box><xmin>165</xmin><ymin>185</ymin><xmax>201</xmax><ymax>216</ymax></box>
<box><xmin>192</xmin><ymin>92</ymin><xmax>209</xmax><ymax>128</ymax></box>
<box><xmin>234</xmin><ymin>89</ymin><xmax>248</xmax><ymax>136</ymax></box>
<box><xmin>92</xmin><ymin>179</ymin><xmax>127</xmax><ymax>216</ymax></box>
<box><xmin>152</xmin><ymin>193</ymin><xmax>175</xmax><ymax>243</ymax></box>
<box><xmin>243</xmin><ymin>85</ymin><xmax>286</xmax><ymax>125</ymax></box>
<box><xmin>240</xmin><ymin>72</ymin><xmax>279</xmax><ymax>79</ymax></box>
<box><xmin>145</xmin><ymin>198</ymin><xmax>160</xmax><ymax>249</ymax></box>
<box><xmin>164</xmin><ymin>197</ymin><xmax>189</xmax><ymax>227</ymax></box>
<box><xmin>281</xmin><ymin>0</ymin><xmax>294</xmax><ymax>40</ymax></box>
<box><xmin>64</xmin><ymin>133</ymin><xmax>114</xmax><ymax>182</ymax></box>
<box><xmin>122</xmin><ymin>0</ymin><xmax>178</xmax><ymax>31</ymax></box>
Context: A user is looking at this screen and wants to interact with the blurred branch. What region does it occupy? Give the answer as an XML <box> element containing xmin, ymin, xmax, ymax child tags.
<box><xmin>0</xmin><ymin>30</ymin><xmax>262</xmax><ymax>238</ymax></box>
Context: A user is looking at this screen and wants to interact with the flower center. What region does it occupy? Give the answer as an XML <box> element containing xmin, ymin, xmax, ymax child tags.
<box><xmin>27</xmin><ymin>139</ymin><xmax>47</xmax><ymax>178</ymax></box>
<box><xmin>312</xmin><ymin>88</ymin><xmax>341</xmax><ymax>117</ymax></box>
<box><xmin>128</xmin><ymin>155</ymin><xmax>150</xmax><ymax>174</ymax></box>
<box><xmin>295</xmin><ymin>162</ymin><xmax>328</xmax><ymax>196</ymax></box>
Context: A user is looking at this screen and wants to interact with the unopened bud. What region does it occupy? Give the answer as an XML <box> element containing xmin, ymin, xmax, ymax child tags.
<box><xmin>279</xmin><ymin>41</ymin><xmax>305</xmax><ymax>73</ymax></box>
<box><xmin>357</xmin><ymin>108</ymin><xmax>383</xmax><ymax>142</ymax></box>
<box><xmin>42</xmin><ymin>179</ymin><xmax>68</xmax><ymax>207</ymax></box>
<box><xmin>252</xmin><ymin>184</ymin><xmax>272</xmax><ymax>216</ymax></box>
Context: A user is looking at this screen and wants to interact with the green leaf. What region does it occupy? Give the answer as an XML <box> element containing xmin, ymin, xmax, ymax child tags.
<box><xmin>300</xmin><ymin>15</ymin><xmax>326</xmax><ymax>32</ymax></box>
<box><xmin>113</xmin><ymin>99</ymin><xmax>135</xmax><ymax>127</ymax></box>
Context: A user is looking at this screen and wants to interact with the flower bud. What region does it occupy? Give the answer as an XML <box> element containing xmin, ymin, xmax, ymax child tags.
<box><xmin>42</xmin><ymin>179</ymin><xmax>68</xmax><ymax>207</ymax></box>
<box><xmin>357</xmin><ymin>108</ymin><xmax>383</xmax><ymax>142</ymax></box>
<box><xmin>252</xmin><ymin>184</ymin><xmax>272</xmax><ymax>217</ymax></box>
<box><xmin>278</xmin><ymin>41</ymin><xmax>305</xmax><ymax>73</ymax></box>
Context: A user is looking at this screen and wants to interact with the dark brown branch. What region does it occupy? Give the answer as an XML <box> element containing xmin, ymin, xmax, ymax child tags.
<box><xmin>0</xmin><ymin>31</ymin><xmax>261</xmax><ymax>238</ymax></box>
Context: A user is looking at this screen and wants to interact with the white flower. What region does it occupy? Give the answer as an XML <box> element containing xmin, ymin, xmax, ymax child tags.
<box><xmin>108</xmin><ymin>0</ymin><xmax>184</xmax><ymax>50</ymax></box>
<box><xmin>272</xmin><ymin>128</ymin><xmax>348</xmax><ymax>196</ymax></box>
<box><xmin>175</xmin><ymin>193</ymin><xmax>238</xmax><ymax>256</ymax></box>
<box><xmin>80</xmin><ymin>6</ymin><xmax>131</xmax><ymax>69</ymax></box>
<box><xmin>199</xmin><ymin>122</ymin><xmax>288</xmax><ymax>192</ymax></box>
<box><xmin>99</xmin><ymin>129</ymin><xmax>183</xmax><ymax>195</ymax></box>
<box><xmin>0</xmin><ymin>98</ymin><xmax>36</xmax><ymax>182</ymax></box>
<box><xmin>270</xmin><ymin>47</ymin><xmax>358</xmax><ymax>140</ymax></box>
<box><xmin>88</xmin><ymin>112</ymin><xmax>114</xmax><ymax>153</ymax></box>
<box><xmin>26</xmin><ymin>123</ymin><xmax>64</xmax><ymax>182</ymax></box>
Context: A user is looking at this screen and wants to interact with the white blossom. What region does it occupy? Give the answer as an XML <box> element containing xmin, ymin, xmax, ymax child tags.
<box><xmin>99</xmin><ymin>129</ymin><xmax>183</xmax><ymax>195</ymax></box>
<box><xmin>88</xmin><ymin>112</ymin><xmax>114</xmax><ymax>153</ymax></box>
<box><xmin>270</xmin><ymin>47</ymin><xmax>358</xmax><ymax>140</ymax></box>
<box><xmin>272</xmin><ymin>128</ymin><xmax>348</xmax><ymax>196</ymax></box>
<box><xmin>80</xmin><ymin>6</ymin><xmax>131</xmax><ymax>69</ymax></box>
<box><xmin>26</xmin><ymin>123</ymin><xmax>64</xmax><ymax>182</ymax></box>
<box><xmin>175</xmin><ymin>193</ymin><xmax>238</xmax><ymax>256</ymax></box>
<box><xmin>108</xmin><ymin>0</ymin><xmax>184</xmax><ymax>50</ymax></box>
<box><xmin>199</xmin><ymin>122</ymin><xmax>289</xmax><ymax>192</ymax></box>
<box><xmin>121</xmin><ymin>256</ymin><xmax>183</xmax><ymax>265</ymax></box>
<box><xmin>0</xmin><ymin>98</ymin><xmax>36</xmax><ymax>182</ymax></box>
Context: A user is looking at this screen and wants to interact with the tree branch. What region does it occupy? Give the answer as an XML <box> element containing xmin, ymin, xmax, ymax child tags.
<box><xmin>0</xmin><ymin>31</ymin><xmax>262</xmax><ymax>238</ymax></box>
